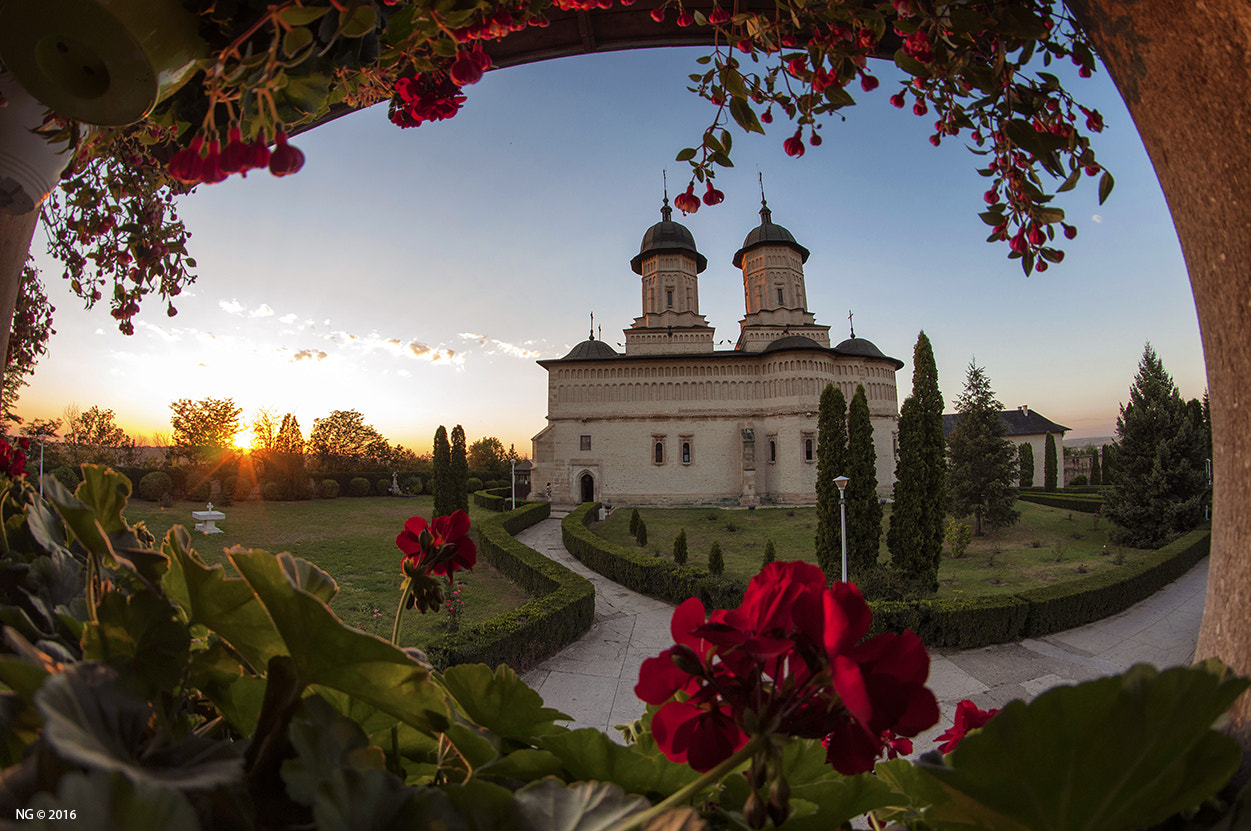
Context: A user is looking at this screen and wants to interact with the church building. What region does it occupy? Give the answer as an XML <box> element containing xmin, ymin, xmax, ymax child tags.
<box><xmin>530</xmin><ymin>195</ymin><xmax>903</xmax><ymax>506</ymax></box>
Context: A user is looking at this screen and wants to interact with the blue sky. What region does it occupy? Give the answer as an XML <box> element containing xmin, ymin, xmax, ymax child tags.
<box><xmin>18</xmin><ymin>45</ymin><xmax>1205</xmax><ymax>454</ymax></box>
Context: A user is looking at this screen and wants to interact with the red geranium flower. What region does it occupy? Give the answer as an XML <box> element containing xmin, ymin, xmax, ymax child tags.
<box><xmin>935</xmin><ymin>699</ymin><xmax>1000</xmax><ymax>754</ymax></box>
<box><xmin>396</xmin><ymin>509</ymin><xmax>477</xmax><ymax>579</ymax></box>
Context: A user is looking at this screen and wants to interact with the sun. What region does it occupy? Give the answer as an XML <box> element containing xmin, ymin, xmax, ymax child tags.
<box><xmin>233</xmin><ymin>429</ymin><xmax>255</xmax><ymax>451</ymax></box>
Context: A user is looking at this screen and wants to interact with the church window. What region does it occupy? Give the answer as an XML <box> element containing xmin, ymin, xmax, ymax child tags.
<box><xmin>580</xmin><ymin>435</ymin><xmax>591</xmax><ymax>451</ymax></box>
<box><xmin>666</xmin><ymin>289</ymin><xmax>674</xmax><ymax>308</ymax></box>
<box><xmin>769</xmin><ymin>437</ymin><xmax>777</xmax><ymax>463</ymax></box>
<box><xmin>681</xmin><ymin>435</ymin><xmax>693</xmax><ymax>464</ymax></box>
<box><xmin>777</xmin><ymin>287</ymin><xmax>784</xmax><ymax>304</ymax></box>
<box><xmin>653</xmin><ymin>436</ymin><xmax>666</xmax><ymax>465</ymax></box>
<box><xmin>803</xmin><ymin>432</ymin><xmax>816</xmax><ymax>463</ymax></box>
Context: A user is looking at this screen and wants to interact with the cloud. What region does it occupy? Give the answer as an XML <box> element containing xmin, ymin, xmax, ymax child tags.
<box><xmin>137</xmin><ymin>320</ymin><xmax>181</xmax><ymax>342</ymax></box>
<box><xmin>407</xmin><ymin>341</ymin><xmax>431</xmax><ymax>357</ymax></box>
<box><xmin>279</xmin><ymin>313</ymin><xmax>298</xmax><ymax>325</ymax></box>
<box><xmin>1092</xmin><ymin>214</ymin><xmax>1103</xmax><ymax>224</ymax></box>
<box><xmin>292</xmin><ymin>349</ymin><xmax>328</xmax><ymax>362</ymax></box>
<box><xmin>219</xmin><ymin>299</ymin><xmax>244</xmax><ymax>315</ymax></box>
<box><xmin>458</xmin><ymin>332</ymin><xmax>543</xmax><ymax>359</ymax></box>
<box><xmin>398</xmin><ymin>369</ymin><xmax>412</xmax><ymax>378</ymax></box>
<box><xmin>250</xmin><ymin>304</ymin><xmax>274</xmax><ymax>318</ymax></box>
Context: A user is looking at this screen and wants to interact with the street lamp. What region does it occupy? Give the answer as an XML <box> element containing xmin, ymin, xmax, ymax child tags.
<box><xmin>834</xmin><ymin>475</ymin><xmax>850</xmax><ymax>583</ymax></box>
<box><xmin>510</xmin><ymin>456</ymin><xmax>517</xmax><ymax>511</ymax></box>
<box><xmin>35</xmin><ymin>433</ymin><xmax>48</xmax><ymax>499</ymax></box>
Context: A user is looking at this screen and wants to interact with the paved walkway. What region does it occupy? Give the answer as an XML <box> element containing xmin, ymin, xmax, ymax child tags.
<box><xmin>519</xmin><ymin>514</ymin><xmax>1210</xmax><ymax>743</ymax></box>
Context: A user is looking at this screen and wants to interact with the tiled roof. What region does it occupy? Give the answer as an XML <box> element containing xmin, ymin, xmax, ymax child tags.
<box><xmin>942</xmin><ymin>408</ymin><xmax>1070</xmax><ymax>437</ymax></box>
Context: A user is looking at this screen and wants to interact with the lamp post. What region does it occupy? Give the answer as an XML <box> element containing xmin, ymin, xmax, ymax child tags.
<box><xmin>834</xmin><ymin>475</ymin><xmax>850</xmax><ymax>583</ymax></box>
<box><xmin>36</xmin><ymin>433</ymin><xmax>48</xmax><ymax>499</ymax></box>
<box><xmin>510</xmin><ymin>456</ymin><xmax>517</xmax><ymax>511</ymax></box>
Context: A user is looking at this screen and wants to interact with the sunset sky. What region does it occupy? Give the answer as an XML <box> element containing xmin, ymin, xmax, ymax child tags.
<box><xmin>16</xmin><ymin>45</ymin><xmax>1205</xmax><ymax>456</ymax></box>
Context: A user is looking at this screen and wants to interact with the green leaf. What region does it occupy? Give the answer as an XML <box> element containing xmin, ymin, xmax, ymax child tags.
<box><xmin>228</xmin><ymin>548</ymin><xmax>449</xmax><ymax>734</ymax></box>
<box><xmin>272</xmin><ymin>71</ymin><xmax>333</xmax><ymax>123</ymax></box>
<box><xmin>893</xmin><ymin>49</ymin><xmax>929</xmax><ymax>77</ymax></box>
<box><xmin>27</xmin><ymin>770</ymin><xmax>198</xmax><ymax>831</ymax></box>
<box><xmin>729</xmin><ymin>97</ymin><xmax>764</xmax><ymax>134</ymax></box>
<box><xmin>917</xmin><ymin>662</ymin><xmax>1250</xmax><ymax>831</ymax></box>
<box><xmin>283</xmin><ymin>26</ymin><xmax>314</xmax><ymax>58</ymax></box>
<box><xmin>278</xmin><ymin>552</ymin><xmax>338</xmax><ymax>604</ymax></box>
<box><xmin>483</xmin><ymin>748</ymin><xmax>565</xmax><ymax>782</ymax></box>
<box><xmin>1099</xmin><ymin>171</ymin><xmax>1115</xmax><ymax>204</ymax></box>
<box><xmin>277</xmin><ymin>6</ymin><xmax>331</xmax><ymax>26</ymax></box>
<box><xmin>439</xmin><ymin>663</ymin><xmax>569</xmax><ymax>742</ymax></box>
<box><xmin>82</xmin><ymin>590</ymin><xmax>190</xmax><ymax>694</ymax></box>
<box><xmin>540</xmin><ymin>728</ymin><xmax>700</xmax><ymax>797</ymax></box>
<box><xmin>978</xmin><ymin>209</ymin><xmax>1005</xmax><ymax>226</ymax></box>
<box><xmin>515</xmin><ymin>779</ymin><xmax>651</xmax><ymax>831</ymax></box>
<box><xmin>722</xmin><ymin>68</ymin><xmax>747</xmax><ymax>100</ymax></box>
<box><xmin>1056</xmin><ymin>167</ymin><xmax>1082</xmax><ymax>193</ymax></box>
<box><xmin>441</xmin><ymin>780</ymin><xmax>529</xmax><ymax>830</ymax></box>
<box><xmin>339</xmin><ymin>5</ymin><xmax>377</xmax><ymax>38</ymax></box>
<box><xmin>675</xmin><ymin>147</ymin><xmax>697</xmax><ymax>162</ymax></box>
<box><xmin>1034</xmin><ymin>206</ymin><xmax>1066</xmax><ymax>224</ymax></box>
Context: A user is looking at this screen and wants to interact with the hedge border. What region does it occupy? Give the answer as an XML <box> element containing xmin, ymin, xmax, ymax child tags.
<box><xmin>562</xmin><ymin>502</ymin><xmax>1208</xmax><ymax>651</ymax></box>
<box><xmin>424</xmin><ymin>500</ymin><xmax>595</xmax><ymax>672</ymax></box>
<box><xmin>473</xmin><ymin>487</ymin><xmax>513</xmax><ymax>512</ymax></box>
<box><xmin>1018</xmin><ymin>492</ymin><xmax>1104</xmax><ymax>513</ymax></box>
<box><xmin>562</xmin><ymin>503</ymin><xmax>747</xmax><ymax>610</ymax></box>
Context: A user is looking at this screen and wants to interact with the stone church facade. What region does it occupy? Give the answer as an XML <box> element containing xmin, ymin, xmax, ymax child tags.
<box><xmin>530</xmin><ymin>197</ymin><xmax>903</xmax><ymax>506</ymax></box>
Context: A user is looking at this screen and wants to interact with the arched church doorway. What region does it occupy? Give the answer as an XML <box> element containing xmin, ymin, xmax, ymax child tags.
<box><xmin>580</xmin><ymin>473</ymin><xmax>595</xmax><ymax>503</ymax></box>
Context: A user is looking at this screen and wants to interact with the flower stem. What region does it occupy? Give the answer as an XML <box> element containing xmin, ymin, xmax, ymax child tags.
<box><xmin>605</xmin><ymin>734</ymin><xmax>767</xmax><ymax>831</ymax></box>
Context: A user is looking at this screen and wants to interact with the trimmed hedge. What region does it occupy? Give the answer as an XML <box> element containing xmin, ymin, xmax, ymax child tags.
<box><xmin>424</xmin><ymin>501</ymin><xmax>596</xmax><ymax>672</ymax></box>
<box><xmin>562</xmin><ymin>503</ymin><xmax>747</xmax><ymax>611</ymax></box>
<box><xmin>473</xmin><ymin>486</ymin><xmax>512</xmax><ymax>512</ymax></box>
<box><xmin>138</xmin><ymin>471</ymin><xmax>173</xmax><ymax>501</ymax></box>
<box><xmin>870</xmin><ymin>595</ymin><xmax>1030</xmax><ymax>648</ymax></box>
<box><xmin>347</xmin><ymin>477</ymin><xmax>371</xmax><ymax>497</ymax></box>
<box><xmin>1018</xmin><ymin>492</ymin><xmax>1103</xmax><ymax>513</ymax></box>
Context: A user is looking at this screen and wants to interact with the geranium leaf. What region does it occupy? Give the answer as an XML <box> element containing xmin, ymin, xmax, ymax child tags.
<box><xmin>441</xmin><ymin>780</ymin><xmax>529</xmax><ymax>829</ymax></box>
<box><xmin>540</xmin><ymin>728</ymin><xmax>700</xmax><ymax>797</ymax></box>
<box><xmin>82</xmin><ymin>590</ymin><xmax>190</xmax><ymax>694</ymax></box>
<box><xmin>27</xmin><ymin>770</ymin><xmax>197</xmax><ymax>831</ymax></box>
<box><xmin>483</xmin><ymin>748</ymin><xmax>565</xmax><ymax>782</ymax></box>
<box><xmin>228</xmin><ymin>548</ymin><xmax>449</xmax><ymax>734</ymax></box>
<box><xmin>729</xmin><ymin>97</ymin><xmax>764</xmax><ymax>134</ymax></box>
<box><xmin>439</xmin><ymin>663</ymin><xmax>569</xmax><ymax>742</ymax></box>
<box><xmin>917</xmin><ymin>661</ymin><xmax>1249</xmax><ymax>831</ymax></box>
<box><xmin>1099</xmin><ymin>171</ymin><xmax>1115</xmax><ymax>204</ymax></box>
<box><xmin>278</xmin><ymin>552</ymin><xmax>338</xmax><ymax>604</ymax></box>
<box><xmin>515</xmin><ymin>779</ymin><xmax>651</xmax><ymax>831</ymax></box>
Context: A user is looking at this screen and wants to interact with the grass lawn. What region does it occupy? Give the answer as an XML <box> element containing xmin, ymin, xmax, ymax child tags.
<box><xmin>122</xmin><ymin>496</ymin><xmax>531</xmax><ymax>648</ymax></box>
<box><xmin>590</xmin><ymin>501</ymin><xmax>1150</xmax><ymax>599</ymax></box>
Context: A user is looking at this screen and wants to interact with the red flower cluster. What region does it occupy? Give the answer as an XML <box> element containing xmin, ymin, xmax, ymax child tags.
<box><xmin>167</xmin><ymin>128</ymin><xmax>301</xmax><ymax>184</ymax></box>
<box><xmin>390</xmin><ymin>74</ymin><xmax>467</xmax><ymax>128</ymax></box>
<box><xmin>935</xmin><ymin>699</ymin><xmax>999</xmax><ymax>754</ymax></box>
<box><xmin>0</xmin><ymin>438</ymin><xmax>27</xmax><ymax>479</ymax></box>
<box><xmin>395</xmin><ymin>510</ymin><xmax>477</xmax><ymax>614</ymax></box>
<box><xmin>636</xmin><ymin>562</ymin><xmax>938</xmax><ymax>776</ymax></box>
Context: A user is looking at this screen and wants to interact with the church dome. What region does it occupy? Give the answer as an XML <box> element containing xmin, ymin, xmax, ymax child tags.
<box><xmin>732</xmin><ymin>200</ymin><xmax>810</xmax><ymax>267</ymax></box>
<box><xmin>561</xmin><ymin>338</ymin><xmax>619</xmax><ymax>360</ymax></box>
<box><xmin>630</xmin><ymin>198</ymin><xmax>708</xmax><ymax>275</ymax></box>
<box><xmin>762</xmin><ymin>335</ymin><xmax>826</xmax><ymax>353</ymax></box>
<box><xmin>834</xmin><ymin>337</ymin><xmax>904</xmax><ymax>369</ymax></box>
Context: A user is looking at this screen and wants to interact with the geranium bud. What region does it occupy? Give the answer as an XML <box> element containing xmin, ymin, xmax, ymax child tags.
<box><xmin>786</xmin><ymin>56</ymin><xmax>807</xmax><ymax>77</ymax></box>
<box><xmin>673</xmin><ymin>184</ymin><xmax>700</xmax><ymax>215</ymax></box>
<box><xmin>761</xmin><ymin>108</ymin><xmax>773</xmax><ymax>123</ymax></box>
<box><xmin>703</xmin><ymin>182</ymin><xmax>725</xmax><ymax>205</ymax></box>
<box><xmin>1085</xmin><ymin>164</ymin><xmax>1100</xmax><ymax>176</ymax></box>
<box><xmin>709</xmin><ymin>7</ymin><xmax>731</xmax><ymax>24</ymax></box>
<box><xmin>649</xmin><ymin>6</ymin><xmax>665</xmax><ymax>21</ymax></box>
<box><xmin>809</xmin><ymin>132</ymin><xmax>822</xmax><ymax>146</ymax></box>
<box><xmin>1079</xmin><ymin>65</ymin><xmax>1092</xmax><ymax>78</ymax></box>
<box><xmin>983</xmin><ymin>189</ymin><xmax>999</xmax><ymax>204</ymax></box>
<box><xmin>449</xmin><ymin>50</ymin><xmax>484</xmax><ymax>85</ymax></box>
<box><xmin>1063</xmin><ymin>223</ymin><xmax>1078</xmax><ymax>240</ymax></box>
<box><xmin>890</xmin><ymin>91</ymin><xmax>906</xmax><ymax>108</ymax></box>
<box><xmin>676</xmin><ymin>10</ymin><xmax>693</xmax><ymax>26</ymax></box>
<box><xmin>892</xmin><ymin>0</ymin><xmax>916</xmax><ymax>17</ymax></box>
<box><xmin>913</xmin><ymin>100</ymin><xmax>928</xmax><ymax>116</ymax></box>
<box><xmin>783</xmin><ymin>130</ymin><xmax>805</xmax><ymax>157</ymax></box>
<box><xmin>269</xmin><ymin>131</ymin><xmax>305</xmax><ymax>177</ymax></box>
<box><xmin>1028</xmin><ymin>225</ymin><xmax>1046</xmax><ymax>245</ymax></box>
<box><xmin>736</xmin><ymin>38</ymin><xmax>753</xmax><ymax>53</ymax></box>
<box><xmin>860</xmin><ymin>73</ymin><xmax>879</xmax><ymax>92</ymax></box>
<box><xmin>1036</xmin><ymin>260</ymin><xmax>1049</xmax><ymax>272</ymax></box>
<box><xmin>929</xmin><ymin>134</ymin><xmax>941</xmax><ymax>146</ymax></box>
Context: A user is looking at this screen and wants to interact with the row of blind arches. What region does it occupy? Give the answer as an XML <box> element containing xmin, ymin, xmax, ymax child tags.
<box><xmin>556</xmin><ymin>378</ymin><xmax>895</xmax><ymax>405</ymax></box>
<box><xmin>556</xmin><ymin>357</ymin><xmax>894</xmax><ymax>381</ymax></box>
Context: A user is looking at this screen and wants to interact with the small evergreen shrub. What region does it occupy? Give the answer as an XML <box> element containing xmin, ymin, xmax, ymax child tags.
<box><xmin>401</xmin><ymin>474</ymin><xmax>423</xmax><ymax>495</ymax></box>
<box><xmin>138</xmin><ymin>471</ymin><xmax>172</xmax><ymax>501</ymax></box>
<box><xmin>262</xmin><ymin>481</ymin><xmax>290</xmax><ymax>501</ymax></box>
<box><xmin>377</xmin><ymin>478</ymin><xmax>392</xmax><ymax>496</ymax></box>
<box><xmin>763</xmin><ymin>539</ymin><xmax>777</xmax><ymax>566</ymax></box>
<box><xmin>51</xmin><ymin>465</ymin><xmax>80</xmax><ymax>492</ymax></box>
<box><xmin>629</xmin><ymin>509</ymin><xmax>641</xmax><ymax>536</ymax></box>
<box><xmin>708</xmin><ymin>541</ymin><xmax>724</xmax><ymax>576</ymax></box>
<box><xmin>673</xmin><ymin>529</ymin><xmax>688</xmax><ymax>565</ymax></box>
<box><xmin>348</xmin><ymin>477</ymin><xmax>371</xmax><ymax>497</ymax></box>
<box><xmin>636</xmin><ymin>519</ymin><xmax>648</xmax><ymax>546</ymax></box>
<box><xmin>945</xmin><ymin>518</ymin><xmax>973</xmax><ymax>559</ymax></box>
<box><xmin>319</xmin><ymin>479</ymin><xmax>340</xmax><ymax>499</ymax></box>
<box><xmin>188</xmin><ymin>478</ymin><xmax>212</xmax><ymax>502</ymax></box>
<box><xmin>466</xmin><ymin>477</ymin><xmax>484</xmax><ymax>493</ymax></box>
<box><xmin>1070</xmin><ymin>475</ymin><xmax>1089</xmax><ymax>487</ymax></box>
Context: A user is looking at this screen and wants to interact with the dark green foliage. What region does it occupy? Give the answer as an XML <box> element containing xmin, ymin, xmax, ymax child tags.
<box><xmin>473</xmin><ymin>486</ymin><xmax>513</xmax><ymax>511</ymax></box>
<box><xmin>432</xmin><ymin>425</ymin><xmax>453</xmax><ymax>518</ymax></box>
<box><xmin>450</xmin><ymin>425</ymin><xmax>469</xmax><ymax>513</ymax></box>
<box><xmin>1089</xmin><ymin>447</ymin><xmax>1102</xmax><ymax>486</ymax></box>
<box><xmin>815</xmin><ymin>383</ymin><xmax>848</xmax><ymax>579</ymax></box>
<box><xmin>888</xmin><ymin>331</ymin><xmax>946</xmax><ymax>592</ymax></box>
<box><xmin>319</xmin><ymin>479</ymin><xmax>340</xmax><ymax>499</ymax></box>
<box><xmin>846</xmin><ymin>385</ymin><xmax>882</xmax><ymax>579</ymax></box>
<box><xmin>138</xmin><ymin>470</ymin><xmax>172</xmax><ymax>501</ymax></box>
<box><xmin>188</xmin><ymin>476</ymin><xmax>212</xmax><ymax>502</ymax></box>
<box><xmin>376</xmin><ymin>478</ymin><xmax>392</xmax><ymax>495</ymax></box>
<box><xmin>262</xmin><ymin>480</ymin><xmax>290</xmax><ymax>501</ymax></box>
<box><xmin>467</xmin><ymin>477</ymin><xmax>484</xmax><ymax>493</ymax></box>
<box><xmin>708</xmin><ymin>540</ymin><xmax>724</xmax><ymax>576</ymax></box>
<box><xmin>947</xmin><ymin>361</ymin><xmax>1019</xmax><ymax>536</ymax></box>
<box><xmin>1018</xmin><ymin>442</ymin><xmax>1035</xmax><ymax>488</ymax></box>
<box><xmin>51</xmin><ymin>465</ymin><xmax>79</xmax><ymax>491</ymax></box>
<box><xmin>1102</xmin><ymin>443</ymin><xmax>1116</xmax><ymax>485</ymax></box>
<box><xmin>1104</xmin><ymin>344</ymin><xmax>1208</xmax><ymax>549</ymax></box>
<box><xmin>636</xmin><ymin>519</ymin><xmax>648</xmax><ymax>546</ymax></box>
<box><xmin>673</xmin><ymin>529</ymin><xmax>688</xmax><ymax>565</ymax></box>
<box><xmin>347</xmin><ymin>476</ymin><xmax>371</xmax><ymax>497</ymax></box>
<box><xmin>1044</xmin><ymin>434</ymin><xmax>1058</xmax><ymax>491</ymax></box>
<box><xmin>1070</xmin><ymin>474</ymin><xmax>1089</xmax><ymax>487</ymax></box>
<box><xmin>629</xmin><ymin>508</ymin><xmax>641</xmax><ymax>536</ymax></box>
<box><xmin>763</xmin><ymin>538</ymin><xmax>776</xmax><ymax>566</ymax></box>
<box><xmin>1018</xmin><ymin>492</ymin><xmax>1103</xmax><ymax>512</ymax></box>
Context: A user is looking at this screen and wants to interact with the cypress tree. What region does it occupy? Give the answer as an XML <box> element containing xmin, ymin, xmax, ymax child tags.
<box><xmin>673</xmin><ymin>529</ymin><xmax>688</xmax><ymax>564</ymax></box>
<box><xmin>1089</xmin><ymin>447</ymin><xmax>1102</xmax><ymax>486</ymax></box>
<box><xmin>1018</xmin><ymin>442</ymin><xmax>1035</xmax><ymax>488</ymax></box>
<box><xmin>947</xmin><ymin>361</ymin><xmax>1019</xmax><ymax>536</ymax></box>
<box><xmin>887</xmin><ymin>331</ymin><xmax>945</xmax><ymax>592</ymax></box>
<box><xmin>708</xmin><ymin>540</ymin><xmax>724</xmax><ymax>576</ymax></box>
<box><xmin>636</xmin><ymin>519</ymin><xmax>648</xmax><ymax>546</ymax></box>
<box><xmin>814</xmin><ymin>383</ymin><xmax>848</xmax><ymax>580</ymax></box>
<box><xmin>432</xmin><ymin>426</ymin><xmax>452</xmax><ymax>518</ymax></box>
<box><xmin>450</xmin><ymin>424</ymin><xmax>469</xmax><ymax>512</ymax></box>
<box><xmin>762</xmin><ymin>539</ymin><xmax>776</xmax><ymax>567</ymax></box>
<box><xmin>1103</xmin><ymin>443</ymin><xmax>1116</xmax><ymax>485</ymax></box>
<box><xmin>1044</xmin><ymin>434</ymin><xmax>1058</xmax><ymax>492</ymax></box>
<box><xmin>1104</xmin><ymin>344</ymin><xmax>1206</xmax><ymax>548</ymax></box>
<box><xmin>846</xmin><ymin>385</ymin><xmax>882</xmax><ymax>577</ymax></box>
<box><xmin>629</xmin><ymin>508</ymin><xmax>641</xmax><ymax>537</ymax></box>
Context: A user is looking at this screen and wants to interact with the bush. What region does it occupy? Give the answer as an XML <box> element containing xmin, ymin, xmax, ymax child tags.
<box><xmin>763</xmin><ymin>539</ymin><xmax>776</xmax><ymax>566</ymax></box>
<box><xmin>708</xmin><ymin>541</ymin><xmax>724</xmax><ymax>576</ymax></box>
<box><xmin>466</xmin><ymin>477</ymin><xmax>484</xmax><ymax>494</ymax></box>
<box><xmin>347</xmin><ymin>477</ymin><xmax>371</xmax><ymax>497</ymax></box>
<box><xmin>1070</xmin><ymin>474</ymin><xmax>1089</xmax><ymax>487</ymax></box>
<box><xmin>138</xmin><ymin>471</ymin><xmax>172</xmax><ymax>501</ymax></box>
<box><xmin>187</xmin><ymin>477</ymin><xmax>212</xmax><ymax>502</ymax></box>
<box><xmin>945</xmin><ymin>518</ymin><xmax>973</xmax><ymax>558</ymax></box>
<box><xmin>629</xmin><ymin>509</ymin><xmax>641</xmax><ymax>536</ymax></box>
<box><xmin>673</xmin><ymin>529</ymin><xmax>688</xmax><ymax>565</ymax></box>
<box><xmin>401</xmin><ymin>474</ymin><xmax>423</xmax><ymax>495</ymax></box>
<box><xmin>1018</xmin><ymin>492</ymin><xmax>1103</xmax><ymax>513</ymax></box>
<box><xmin>319</xmin><ymin>479</ymin><xmax>340</xmax><ymax>499</ymax></box>
<box><xmin>377</xmin><ymin>478</ymin><xmax>392</xmax><ymax>496</ymax></box>
<box><xmin>51</xmin><ymin>465</ymin><xmax>80</xmax><ymax>492</ymax></box>
<box><xmin>261</xmin><ymin>481</ymin><xmax>290</xmax><ymax>501</ymax></box>
<box><xmin>636</xmin><ymin>519</ymin><xmax>648</xmax><ymax>546</ymax></box>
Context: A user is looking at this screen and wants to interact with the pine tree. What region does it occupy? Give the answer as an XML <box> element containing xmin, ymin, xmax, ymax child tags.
<box><xmin>708</xmin><ymin>540</ymin><xmax>724</xmax><ymax>576</ymax></box>
<box><xmin>673</xmin><ymin>529</ymin><xmax>688</xmax><ymax>564</ymax></box>
<box><xmin>1104</xmin><ymin>344</ymin><xmax>1207</xmax><ymax>548</ymax></box>
<box><xmin>1018</xmin><ymin>442</ymin><xmax>1035</xmax><ymax>488</ymax></box>
<box><xmin>947</xmin><ymin>361</ymin><xmax>1019</xmax><ymax>536</ymax></box>
<box><xmin>846</xmin><ymin>385</ymin><xmax>882</xmax><ymax>577</ymax></box>
<box><xmin>450</xmin><ymin>424</ymin><xmax>469</xmax><ymax>512</ymax></box>
<box><xmin>629</xmin><ymin>508</ymin><xmax>641</xmax><ymax>537</ymax></box>
<box><xmin>887</xmin><ymin>331</ymin><xmax>945</xmax><ymax>591</ymax></box>
<box><xmin>1044</xmin><ymin>434</ymin><xmax>1058</xmax><ymax>492</ymax></box>
<box><xmin>814</xmin><ymin>383</ymin><xmax>848</xmax><ymax>580</ymax></box>
<box><xmin>636</xmin><ymin>519</ymin><xmax>648</xmax><ymax>546</ymax></box>
<box><xmin>1089</xmin><ymin>447</ymin><xmax>1102</xmax><ymax>486</ymax></box>
<box><xmin>1103</xmin><ymin>443</ymin><xmax>1116</xmax><ymax>485</ymax></box>
<box><xmin>432</xmin><ymin>426</ymin><xmax>453</xmax><ymax>518</ymax></box>
<box><xmin>762</xmin><ymin>539</ymin><xmax>776</xmax><ymax>567</ymax></box>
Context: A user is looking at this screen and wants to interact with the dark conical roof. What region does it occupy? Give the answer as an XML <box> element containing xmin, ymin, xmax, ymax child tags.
<box><xmin>833</xmin><ymin>337</ymin><xmax>904</xmax><ymax>369</ymax></box>
<box><xmin>762</xmin><ymin>335</ymin><xmax>826</xmax><ymax>353</ymax></box>
<box><xmin>561</xmin><ymin>338</ymin><xmax>619</xmax><ymax>360</ymax></box>
<box><xmin>630</xmin><ymin>197</ymin><xmax>708</xmax><ymax>274</ymax></box>
<box><xmin>732</xmin><ymin>199</ymin><xmax>810</xmax><ymax>267</ymax></box>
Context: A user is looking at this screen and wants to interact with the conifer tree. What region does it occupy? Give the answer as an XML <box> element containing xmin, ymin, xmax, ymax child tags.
<box><xmin>1103</xmin><ymin>443</ymin><xmax>1116</xmax><ymax>485</ymax></box>
<box><xmin>947</xmin><ymin>361</ymin><xmax>1019</xmax><ymax>536</ymax></box>
<box><xmin>450</xmin><ymin>424</ymin><xmax>469</xmax><ymax>512</ymax></box>
<box><xmin>1044</xmin><ymin>434</ymin><xmax>1058</xmax><ymax>491</ymax></box>
<box><xmin>673</xmin><ymin>529</ymin><xmax>688</xmax><ymax>564</ymax></box>
<box><xmin>636</xmin><ymin>519</ymin><xmax>648</xmax><ymax>547</ymax></box>
<box><xmin>762</xmin><ymin>539</ymin><xmax>776</xmax><ymax>567</ymax></box>
<box><xmin>814</xmin><ymin>383</ymin><xmax>848</xmax><ymax>580</ymax></box>
<box><xmin>1090</xmin><ymin>447</ymin><xmax>1102</xmax><ymax>486</ymax></box>
<box><xmin>629</xmin><ymin>508</ymin><xmax>641</xmax><ymax>537</ymax></box>
<box><xmin>1104</xmin><ymin>344</ymin><xmax>1207</xmax><ymax>548</ymax></box>
<box><xmin>1018</xmin><ymin>442</ymin><xmax>1035</xmax><ymax>488</ymax></box>
<box><xmin>432</xmin><ymin>426</ymin><xmax>452</xmax><ymax>518</ymax></box>
<box><xmin>846</xmin><ymin>385</ymin><xmax>882</xmax><ymax>577</ymax></box>
<box><xmin>887</xmin><ymin>331</ymin><xmax>945</xmax><ymax>591</ymax></box>
<box><xmin>708</xmin><ymin>540</ymin><xmax>724</xmax><ymax>576</ymax></box>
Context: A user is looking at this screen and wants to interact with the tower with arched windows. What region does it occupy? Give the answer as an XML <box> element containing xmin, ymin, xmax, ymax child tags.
<box><xmin>531</xmin><ymin>195</ymin><xmax>902</xmax><ymax>506</ymax></box>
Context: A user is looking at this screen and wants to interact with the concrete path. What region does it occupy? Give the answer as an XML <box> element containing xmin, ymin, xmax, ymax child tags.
<box><xmin>519</xmin><ymin>514</ymin><xmax>1209</xmax><ymax>744</ymax></box>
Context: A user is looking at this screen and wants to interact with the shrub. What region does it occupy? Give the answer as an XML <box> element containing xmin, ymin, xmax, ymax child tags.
<box><xmin>763</xmin><ymin>539</ymin><xmax>777</xmax><ymax>566</ymax></box>
<box><xmin>724</xmin><ymin>521</ymin><xmax>739</xmax><ymax>532</ymax></box>
<box><xmin>377</xmin><ymin>478</ymin><xmax>392</xmax><ymax>496</ymax></box>
<box><xmin>1070</xmin><ymin>474</ymin><xmax>1089</xmax><ymax>487</ymax></box>
<box><xmin>348</xmin><ymin>477</ymin><xmax>371</xmax><ymax>497</ymax></box>
<box><xmin>319</xmin><ymin>479</ymin><xmax>340</xmax><ymax>499</ymax></box>
<box><xmin>466</xmin><ymin>477</ymin><xmax>484</xmax><ymax>494</ymax></box>
<box><xmin>673</xmin><ymin>529</ymin><xmax>688</xmax><ymax>565</ymax></box>
<box><xmin>401</xmin><ymin>474</ymin><xmax>423</xmax><ymax>495</ymax></box>
<box><xmin>261</xmin><ymin>480</ymin><xmax>290</xmax><ymax>501</ymax></box>
<box><xmin>188</xmin><ymin>477</ymin><xmax>212</xmax><ymax>502</ymax></box>
<box><xmin>636</xmin><ymin>519</ymin><xmax>648</xmax><ymax>546</ymax></box>
<box><xmin>708</xmin><ymin>541</ymin><xmax>724</xmax><ymax>576</ymax></box>
<box><xmin>51</xmin><ymin>465</ymin><xmax>80</xmax><ymax>492</ymax></box>
<box><xmin>138</xmin><ymin>471</ymin><xmax>172</xmax><ymax>501</ymax></box>
<box><xmin>629</xmin><ymin>509</ymin><xmax>641</xmax><ymax>536</ymax></box>
<box><xmin>945</xmin><ymin>519</ymin><xmax>973</xmax><ymax>558</ymax></box>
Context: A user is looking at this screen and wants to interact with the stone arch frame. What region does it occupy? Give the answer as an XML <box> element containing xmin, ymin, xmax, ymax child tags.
<box><xmin>577</xmin><ymin>469</ymin><xmax>596</xmax><ymax>503</ymax></box>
